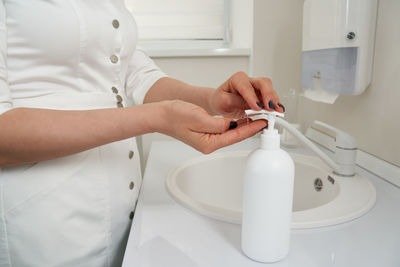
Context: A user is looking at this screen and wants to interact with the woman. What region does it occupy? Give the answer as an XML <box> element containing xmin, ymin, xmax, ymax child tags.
<box><xmin>0</xmin><ymin>1</ymin><xmax>283</xmax><ymax>266</ymax></box>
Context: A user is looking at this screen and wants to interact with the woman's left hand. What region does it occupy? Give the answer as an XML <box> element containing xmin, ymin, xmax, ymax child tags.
<box><xmin>208</xmin><ymin>71</ymin><xmax>285</xmax><ymax>118</ymax></box>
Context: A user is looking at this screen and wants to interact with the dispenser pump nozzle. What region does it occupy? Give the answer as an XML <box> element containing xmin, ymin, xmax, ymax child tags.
<box><xmin>245</xmin><ymin>109</ymin><xmax>284</xmax><ymax>132</ymax></box>
<box><xmin>245</xmin><ymin>109</ymin><xmax>285</xmax><ymax>149</ymax></box>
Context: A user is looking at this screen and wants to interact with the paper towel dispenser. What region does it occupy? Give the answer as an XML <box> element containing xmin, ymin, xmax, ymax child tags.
<box><xmin>301</xmin><ymin>0</ymin><xmax>378</xmax><ymax>96</ymax></box>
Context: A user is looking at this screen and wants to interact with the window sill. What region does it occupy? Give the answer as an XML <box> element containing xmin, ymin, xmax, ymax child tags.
<box><xmin>138</xmin><ymin>41</ymin><xmax>251</xmax><ymax>58</ymax></box>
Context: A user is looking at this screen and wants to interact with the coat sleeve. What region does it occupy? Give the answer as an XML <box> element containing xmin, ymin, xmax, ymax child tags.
<box><xmin>0</xmin><ymin>1</ymin><xmax>12</xmax><ymax>115</ymax></box>
<box><xmin>125</xmin><ymin>48</ymin><xmax>167</xmax><ymax>105</ymax></box>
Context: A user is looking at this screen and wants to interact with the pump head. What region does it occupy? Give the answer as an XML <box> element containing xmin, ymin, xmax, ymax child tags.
<box><xmin>245</xmin><ymin>109</ymin><xmax>285</xmax><ymax>149</ymax></box>
<box><xmin>245</xmin><ymin>109</ymin><xmax>285</xmax><ymax>132</ymax></box>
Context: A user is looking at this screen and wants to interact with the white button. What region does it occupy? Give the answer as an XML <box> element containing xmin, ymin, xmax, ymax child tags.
<box><xmin>110</xmin><ymin>55</ymin><xmax>118</xmax><ymax>64</ymax></box>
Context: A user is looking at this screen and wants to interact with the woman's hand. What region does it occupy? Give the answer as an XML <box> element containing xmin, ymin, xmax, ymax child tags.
<box><xmin>155</xmin><ymin>100</ymin><xmax>267</xmax><ymax>154</ymax></box>
<box><xmin>0</xmin><ymin>99</ymin><xmax>265</xmax><ymax>166</ymax></box>
<box><xmin>209</xmin><ymin>72</ymin><xmax>285</xmax><ymax>118</ymax></box>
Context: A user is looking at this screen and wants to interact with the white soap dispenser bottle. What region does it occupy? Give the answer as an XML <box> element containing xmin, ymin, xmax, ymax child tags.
<box><xmin>241</xmin><ymin>110</ymin><xmax>295</xmax><ymax>263</ymax></box>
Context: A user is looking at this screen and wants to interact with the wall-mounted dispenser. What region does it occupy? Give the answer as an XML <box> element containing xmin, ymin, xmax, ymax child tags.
<box><xmin>302</xmin><ymin>0</ymin><xmax>378</xmax><ymax>96</ymax></box>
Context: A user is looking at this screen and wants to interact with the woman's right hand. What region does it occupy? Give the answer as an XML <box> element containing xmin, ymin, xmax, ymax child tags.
<box><xmin>154</xmin><ymin>100</ymin><xmax>267</xmax><ymax>154</ymax></box>
<box><xmin>0</xmin><ymin>100</ymin><xmax>265</xmax><ymax>166</ymax></box>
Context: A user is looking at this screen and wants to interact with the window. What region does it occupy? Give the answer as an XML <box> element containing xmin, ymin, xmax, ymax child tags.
<box><xmin>124</xmin><ymin>0</ymin><xmax>229</xmax><ymax>42</ymax></box>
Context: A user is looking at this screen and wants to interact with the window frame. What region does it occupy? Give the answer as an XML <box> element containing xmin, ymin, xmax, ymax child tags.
<box><xmin>128</xmin><ymin>0</ymin><xmax>253</xmax><ymax>58</ymax></box>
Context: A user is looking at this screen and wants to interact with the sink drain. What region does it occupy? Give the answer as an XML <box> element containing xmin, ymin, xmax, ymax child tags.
<box><xmin>314</xmin><ymin>178</ymin><xmax>323</xmax><ymax>192</ymax></box>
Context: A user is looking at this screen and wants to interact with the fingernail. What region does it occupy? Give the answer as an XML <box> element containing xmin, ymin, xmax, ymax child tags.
<box><xmin>268</xmin><ymin>100</ymin><xmax>275</xmax><ymax>109</ymax></box>
<box><xmin>229</xmin><ymin>121</ymin><xmax>238</xmax><ymax>130</ymax></box>
<box><xmin>256</xmin><ymin>102</ymin><xmax>265</xmax><ymax>109</ymax></box>
<box><xmin>278</xmin><ymin>103</ymin><xmax>285</xmax><ymax>112</ymax></box>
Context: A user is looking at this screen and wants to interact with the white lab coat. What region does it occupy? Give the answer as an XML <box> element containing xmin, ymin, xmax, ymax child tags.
<box><xmin>0</xmin><ymin>1</ymin><xmax>166</xmax><ymax>266</ymax></box>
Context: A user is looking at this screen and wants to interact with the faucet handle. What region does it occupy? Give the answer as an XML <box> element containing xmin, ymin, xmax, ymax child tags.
<box><xmin>313</xmin><ymin>121</ymin><xmax>357</xmax><ymax>176</ymax></box>
<box><xmin>313</xmin><ymin>121</ymin><xmax>357</xmax><ymax>149</ymax></box>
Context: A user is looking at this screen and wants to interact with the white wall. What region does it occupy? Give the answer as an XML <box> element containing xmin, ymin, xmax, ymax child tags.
<box><xmin>154</xmin><ymin>56</ymin><xmax>249</xmax><ymax>87</ymax></box>
<box><xmin>252</xmin><ymin>0</ymin><xmax>303</xmax><ymax>99</ymax></box>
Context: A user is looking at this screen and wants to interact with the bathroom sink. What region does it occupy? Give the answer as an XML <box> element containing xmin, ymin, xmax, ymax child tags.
<box><xmin>166</xmin><ymin>151</ymin><xmax>376</xmax><ymax>229</ymax></box>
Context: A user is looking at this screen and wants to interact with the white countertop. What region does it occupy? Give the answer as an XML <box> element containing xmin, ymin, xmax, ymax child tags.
<box><xmin>122</xmin><ymin>139</ymin><xmax>400</xmax><ymax>267</ymax></box>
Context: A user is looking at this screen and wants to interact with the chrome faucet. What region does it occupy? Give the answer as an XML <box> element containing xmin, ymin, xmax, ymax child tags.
<box><xmin>275</xmin><ymin>119</ymin><xmax>357</xmax><ymax>177</ymax></box>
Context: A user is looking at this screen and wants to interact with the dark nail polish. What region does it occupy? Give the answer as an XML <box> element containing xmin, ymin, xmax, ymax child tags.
<box><xmin>268</xmin><ymin>100</ymin><xmax>275</xmax><ymax>109</ymax></box>
<box><xmin>229</xmin><ymin>121</ymin><xmax>238</xmax><ymax>130</ymax></box>
<box><xmin>278</xmin><ymin>103</ymin><xmax>285</xmax><ymax>112</ymax></box>
<box><xmin>256</xmin><ymin>102</ymin><xmax>265</xmax><ymax>109</ymax></box>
